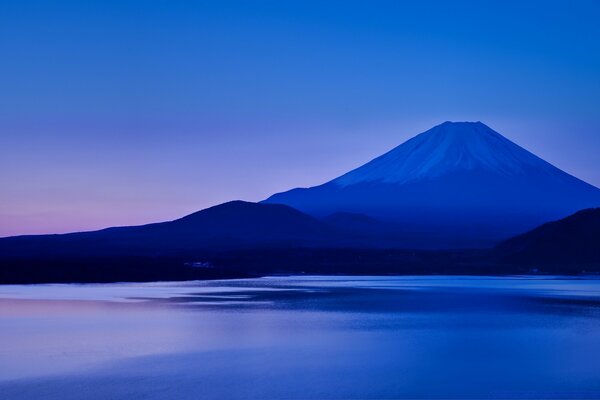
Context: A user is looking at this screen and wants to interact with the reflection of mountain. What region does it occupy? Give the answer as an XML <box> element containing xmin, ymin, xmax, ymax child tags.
<box><xmin>265</xmin><ymin>122</ymin><xmax>600</xmax><ymax>246</ymax></box>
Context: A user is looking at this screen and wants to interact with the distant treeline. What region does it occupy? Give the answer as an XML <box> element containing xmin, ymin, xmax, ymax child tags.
<box><xmin>1</xmin><ymin>247</ymin><xmax>598</xmax><ymax>284</ymax></box>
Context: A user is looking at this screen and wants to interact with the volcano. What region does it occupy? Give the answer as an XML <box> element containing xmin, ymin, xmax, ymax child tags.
<box><xmin>264</xmin><ymin>121</ymin><xmax>600</xmax><ymax>246</ymax></box>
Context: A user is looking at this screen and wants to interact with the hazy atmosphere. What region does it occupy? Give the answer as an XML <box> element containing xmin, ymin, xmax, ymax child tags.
<box><xmin>3</xmin><ymin>3</ymin><xmax>600</xmax><ymax>400</ymax></box>
<box><xmin>2</xmin><ymin>0</ymin><xmax>600</xmax><ymax>236</ymax></box>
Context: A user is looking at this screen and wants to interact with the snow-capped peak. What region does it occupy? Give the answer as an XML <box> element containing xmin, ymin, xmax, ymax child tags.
<box><xmin>332</xmin><ymin>121</ymin><xmax>560</xmax><ymax>186</ymax></box>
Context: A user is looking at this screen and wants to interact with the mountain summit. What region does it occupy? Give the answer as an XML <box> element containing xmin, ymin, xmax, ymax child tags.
<box><xmin>333</xmin><ymin>122</ymin><xmax>571</xmax><ymax>186</ymax></box>
<box><xmin>264</xmin><ymin>122</ymin><xmax>600</xmax><ymax>247</ymax></box>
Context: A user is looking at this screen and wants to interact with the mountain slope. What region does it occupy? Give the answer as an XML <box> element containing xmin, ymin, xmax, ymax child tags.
<box><xmin>496</xmin><ymin>208</ymin><xmax>600</xmax><ymax>265</ymax></box>
<box><xmin>0</xmin><ymin>201</ymin><xmax>334</xmax><ymax>258</ymax></box>
<box><xmin>264</xmin><ymin>122</ymin><xmax>600</xmax><ymax>246</ymax></box>
<box><xmin>333</xmin><ymin>121</ymin><xmax>578</xmax><ymax>185</ymax></box>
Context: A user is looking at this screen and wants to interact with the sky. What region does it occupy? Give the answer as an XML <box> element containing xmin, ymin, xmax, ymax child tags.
<box><xmin>1</xmin><ymin>0</ymin><xmax>600</xmax><ymax>236</ymax></box>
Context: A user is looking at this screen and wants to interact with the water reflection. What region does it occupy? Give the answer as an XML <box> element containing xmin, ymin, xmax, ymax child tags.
<box><xmin>1</xmin><ymin>276</ymin><xmax>600</xmax><ymax>399</ymax></box>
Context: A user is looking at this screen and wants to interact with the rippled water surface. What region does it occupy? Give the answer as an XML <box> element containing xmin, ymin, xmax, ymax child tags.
<box><xmin>2</xmin><ymin>276</ymin><xmax>600</xmax><ymax>399</ymax></box>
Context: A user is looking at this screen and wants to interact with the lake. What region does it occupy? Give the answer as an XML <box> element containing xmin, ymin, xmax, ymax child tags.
<box><xmin>1</xmin><ymin>276</ymin><xmax>600</xmax><ymax>399</ymax></box>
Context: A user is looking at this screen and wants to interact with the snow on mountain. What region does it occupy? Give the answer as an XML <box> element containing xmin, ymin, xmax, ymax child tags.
<box><xmin>333</xmin><ymin>121</ymin><xmax>570</xmax><ymax>186</ymax></box>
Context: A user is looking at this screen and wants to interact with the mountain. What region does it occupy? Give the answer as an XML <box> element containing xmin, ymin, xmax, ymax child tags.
<box><xmin>0</xmin><ymin>201</ymin><xmax>334</xmax><ymax>258</ymax></box>
<box><xmin>0</xmin><ymin>200</ymin><xmax>450</xmax><ymax>283</ymax></box>
<box><xmin>496</xmin><ymin>208</ymin><xmax>600</xmax><ymax>266</ymax></box>
<box><xmin>3</xmin><ymin>121</ymin><xmax>600</xmax><ymax>283</ymax></box>
<box><xmin>264</xmin><ymin>121</ymin><xmax>600</xmax><ymax>247</ymax></box>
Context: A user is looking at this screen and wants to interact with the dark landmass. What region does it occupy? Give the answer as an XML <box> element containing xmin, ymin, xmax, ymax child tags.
<box><xmin>1</xmin><ymin>203</ymin><xmax>599</xmax><ymax>284</ymax></box>
<box><xmin>0</xmin><ymin>248</ymin><xmax>510</xmax><ymax>284</ymax></box>
<box><xmin>0</xmin><ymin>201</ymin><xmax>335</xmax><ymax>258</ymax></box>
<box><xmin>0</xmin><ymin>256</ymin><xmax>252</xmax><ymax>284</ymax></box>
<box><xmin>496</xmin><ymin>208</ymin><xmax>600</xmax><ymax>267</ymax></box>
<box><xmin>0</xmin><ymin>246</ymin><xmax>596</xmax><ymax>285</ymax></box>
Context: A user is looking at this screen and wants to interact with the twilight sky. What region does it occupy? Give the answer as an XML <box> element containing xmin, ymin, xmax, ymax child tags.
<box><xmin>1</xmin><ymin>0</ymin><xmax>600</xmax><ymax>236</ymax></box>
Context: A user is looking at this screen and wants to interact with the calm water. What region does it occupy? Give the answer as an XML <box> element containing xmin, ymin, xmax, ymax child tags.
<box><xmin>1</xmin><ymin>276</ymin><xmax>600</xmax><ymax>399</ymax></box>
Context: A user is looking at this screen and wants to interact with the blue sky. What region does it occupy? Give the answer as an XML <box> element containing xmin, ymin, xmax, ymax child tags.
<box><xmin>1</xmin><ymin>0</ymin><xmax>600</xmax><ymax>235</ymax></box>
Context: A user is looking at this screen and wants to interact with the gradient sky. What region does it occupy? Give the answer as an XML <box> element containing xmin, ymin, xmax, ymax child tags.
<box><xmin>2</xmin><ymin>0</ymin><xmax>600</xmax><ymax>236</ymax></box>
